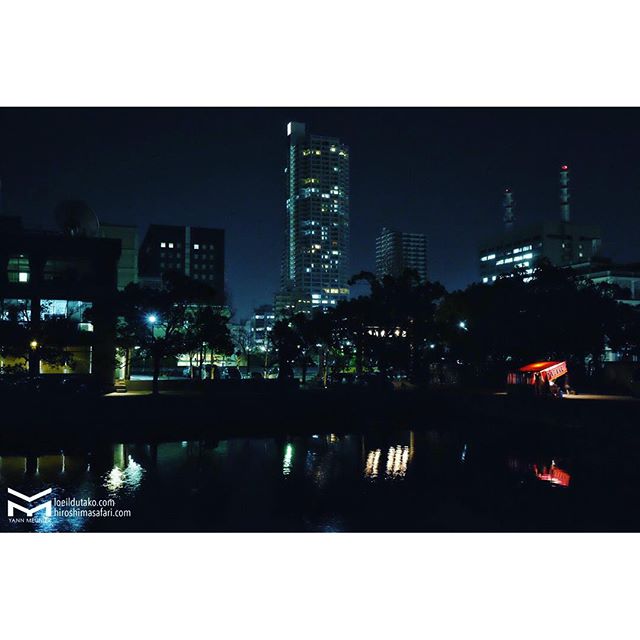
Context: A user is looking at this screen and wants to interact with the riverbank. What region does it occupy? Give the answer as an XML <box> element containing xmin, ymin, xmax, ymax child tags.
<box><xmin>1</xmin><ymin>386</ymin><xmax>638</xmax><ymax>453</ymax></box>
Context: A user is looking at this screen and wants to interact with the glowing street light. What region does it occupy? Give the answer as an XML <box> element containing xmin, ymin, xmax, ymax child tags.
<box><xmin>147</xmin><ymin>314</ymin><xmax>159</xmax><ymax>340</ymax></box>
<box><xmin>459</xmin><ymin>320</ymin><xmax>468</xmax><ymax>331</ymax></box>
<box><xmin>30</xmin><ymin>339</ymin><xmax>38</xmax><ymax>350</ymax></box>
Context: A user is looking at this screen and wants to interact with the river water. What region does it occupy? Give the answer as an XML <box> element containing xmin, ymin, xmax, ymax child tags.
<box><xmin>0</xmin><ymin>425</ymin><xmax>636</xmax><ymax>531</ymax></box>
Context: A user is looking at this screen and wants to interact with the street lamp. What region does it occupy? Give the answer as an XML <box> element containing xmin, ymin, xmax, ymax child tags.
<box><xmin>30</xmin><ymin>339</ymin><xmax>38</xmax><ymax>350</ymax></box>
<box><xmin>147</xmin><ymin>313</ymin><xmax>159</xmax><ymax>341</ymax></box>
<box><xmin>459</xmin><ymin>320</ymin><xmax>468</xmax><ymax>331</ymax></box>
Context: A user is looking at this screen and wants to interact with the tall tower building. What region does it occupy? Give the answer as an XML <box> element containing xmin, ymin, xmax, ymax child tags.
<box><xmin>278</xmin><ymin>122</ymin><xmax>350</xmax><ymax>315</ymax></box>
<box><xmin>375</xmin><ymin>227</ymin><xmax>428</xmax><ymax>283</ymax></box>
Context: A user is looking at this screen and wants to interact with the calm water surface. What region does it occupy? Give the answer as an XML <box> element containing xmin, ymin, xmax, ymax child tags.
<box><xmin>0</xmin><ymin>424</ymin><xmax>636</xmax><ymax>531</ymax></box>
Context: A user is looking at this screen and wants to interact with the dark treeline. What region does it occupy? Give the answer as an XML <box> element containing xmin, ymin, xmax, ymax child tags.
<box><xmin>271</xmin><ymin>261</ymin><xmax>640</xmax><ymax>387</ymax></box>
<box><xmin>2</xmin><ymin>262</ymin><xmax>639</xmax><ymax>393</ymax></box>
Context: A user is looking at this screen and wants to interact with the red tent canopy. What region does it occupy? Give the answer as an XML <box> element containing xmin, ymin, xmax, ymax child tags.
<box><xmin>519</xmin><ymin>361</ymin><xmax>568</xmax><ymax>381</ymax></box>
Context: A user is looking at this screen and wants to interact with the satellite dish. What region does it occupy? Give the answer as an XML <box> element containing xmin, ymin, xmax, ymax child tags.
<box><xmin>54</xmin><ymin>200</ymin><xmax>100</xmax><ymax>237</ymax></box>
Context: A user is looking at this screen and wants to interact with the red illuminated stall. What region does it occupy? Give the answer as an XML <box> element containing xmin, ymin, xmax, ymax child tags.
<box><xmin>507</xmin><ymin>361</ymin><xmax>570</xmax><ymax>396</ymax></box>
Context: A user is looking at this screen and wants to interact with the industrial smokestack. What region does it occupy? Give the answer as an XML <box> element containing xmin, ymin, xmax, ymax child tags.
<box><xmin>503</xmin><ymin>188</ymin><xmax>515</xmax><ymax>230</ymax></box>
<box><xmin>560</xmin><ymin>164</ymin><xmax>570</xmax><ymax>222</ymax></box>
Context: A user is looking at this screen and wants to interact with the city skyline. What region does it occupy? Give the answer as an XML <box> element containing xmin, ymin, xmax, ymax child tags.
<box><xmin>1</xmin><ymin>108</ymin><xmax>639</xmax><ymax>318</ymax></box>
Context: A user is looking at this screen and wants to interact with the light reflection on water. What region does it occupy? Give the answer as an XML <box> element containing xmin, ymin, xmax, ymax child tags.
<box><xmin>0</xmin><ymin>430</ymin><xmax>577</xmax><ymax>532</ymax></box>
<box><xmin>104</xmin><ymin>454</ymin><xmax>145</xmax><ymax>494</ymax></box>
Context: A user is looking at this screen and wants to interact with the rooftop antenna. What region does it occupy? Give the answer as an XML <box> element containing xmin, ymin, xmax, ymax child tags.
<box><xmin>503</xmin><ymin>188</ymin><xmax>515</xmax><ymax>230</ymax></box>
<box><xmin>560</xmin><ymin>164</ymin><xmax>570</xmax><ymax>222</ymax></box>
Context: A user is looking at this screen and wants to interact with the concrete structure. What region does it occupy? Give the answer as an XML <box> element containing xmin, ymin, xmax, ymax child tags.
<box><xmin>375</xmin><ymin>227</ymin><xmax>428</xmax><ymax>283</ymax></box>
<box><xmin>479</xmin><ymin>221</ymin><xmax>602</xmax><ymax>283</ymax></box>
<box><xmin>100</xmin><ymin>223</ymin><xmax>138</xmax><ymax>290</ymax></box>
<box><xmin>479</xmin><ymin>165</ymin><xmax>601</xmax><ymax>283</ymax></box>
<box><xmin>279</xmin><ymin>122</ymin><xmax>350</xmax><ymax>314</ymax></box>
<box><xmin>571</xmin><ymin>258</ymin><xmax>640</xmax><ymax>306</ymax></box>
<box><xmin>138</xmin><ymin>224</ymin><xmax>225</xmax><ymax>303</ymax></box>
<box><xmin>0</xmin><ymin>217</ymin><xmax>120</xmax><ymax>385</ymax></box>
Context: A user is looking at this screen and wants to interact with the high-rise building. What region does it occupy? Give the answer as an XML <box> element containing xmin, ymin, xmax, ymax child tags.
<box><xmin>375</xmin><ymin>227</ymin><xmax>428</xmax><ymax>283</ymax></box>
<box><xmin>279</xmin><ymin>122</ymin><xmax>350</xmax><ymax>315</ymax></box>
<box><xmin>138</xmin><ymin>224</ymin><xmax>225</xmax><ymax>304</ymax></box>
<box><xmin>100</xmin><ymin>223</ymin><xmax>138</xmax><ymax>290</ymax></box>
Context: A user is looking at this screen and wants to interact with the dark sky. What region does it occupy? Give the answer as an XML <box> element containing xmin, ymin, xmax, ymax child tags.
<box><xmin>1</xmin><ymin>108</ymin><xmax>639</xmax><ymax>319</ymax></box>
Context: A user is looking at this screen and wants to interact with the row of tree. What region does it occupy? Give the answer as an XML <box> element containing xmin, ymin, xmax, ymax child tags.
<box><xmin>268</xmin><ymin>262</ymin><xmax>640</xmax><ymax>386</ymax></box>
<box><xmin>3</xmin><ymin>263</ymin><xmax>639</xmax><ymax>391</ymax></box>
<box><xmin>110</xmin><ymin>273</ymin><xmax>234</xmax><ymax>393</ymax></box>
<box><xmin>0</xmin><ymin>273</ymin><xmax>234</xmax><ymax>392</ymax></box>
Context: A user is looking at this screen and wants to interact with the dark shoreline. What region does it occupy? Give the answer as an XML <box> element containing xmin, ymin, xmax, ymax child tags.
<box><xmin>1</xmin><ymin>388</ymin><xmax>638</xmax><ymax>454</ymax></box>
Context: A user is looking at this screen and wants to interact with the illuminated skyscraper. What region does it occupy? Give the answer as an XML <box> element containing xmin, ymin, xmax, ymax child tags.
<box><xmin>278</xmin><ymin>122</ymin><xmax>350</xmax><ymax>315</ymax></box>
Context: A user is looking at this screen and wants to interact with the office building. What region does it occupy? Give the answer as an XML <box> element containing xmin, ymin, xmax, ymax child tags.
<box><xmin>138</xmin><ymin>224</ymin><xmax>225</xmax><ymax>303</ymax></box>
<box><xmin>479</xmin><ymin>166</ymin><xmax>602</xmax><ymax>283</ymax></box>
<box><xmin>0</xmin><ymin>216</ymin><xmax>120</xmax><ymax>384</ymax></box>
<box><xmin>479</xmin><ymin>221</ymin><xmax>602</xmax><ymax>283</ymax></box>
<box><xmin>279</xmin><ymin>122</ymin><xmax>350</xmax><ymax>314</ymax></box>
<box><xmin>375</xmin><ymin>227</ymin><xmax>428</xmax><ymax>283</ymax></box>
<box><xmin>251</xmin><ymin>304</ymin><xmax>276</xmax><ymax>351</ymax></box>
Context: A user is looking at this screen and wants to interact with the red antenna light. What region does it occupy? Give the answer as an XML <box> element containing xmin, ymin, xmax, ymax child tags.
<box><xmin>561</xmin><ymin>165</ymin><xmax>568</xmax><ymax>171</ymax></box>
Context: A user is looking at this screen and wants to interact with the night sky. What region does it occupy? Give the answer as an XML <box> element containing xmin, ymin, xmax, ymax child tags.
<box><xmin>1</xmin><ymin>108</ymin><xmax>639</xmax><ymax>319</ymax></box>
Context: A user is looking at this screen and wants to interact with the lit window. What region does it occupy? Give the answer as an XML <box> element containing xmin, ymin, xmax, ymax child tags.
<box><xmin>8</xmin><ymin>255</ymin><xmax>30</xmax><ymax>283</ymax></box>
<box><xmin>194</xmin><ymin>244</ymin><xmax>199</xmax><ymax>250</ymax></box>
<box><xmin>168</xmin><ymin>243</ymin><xmax>174</xmax><ymax>249</ymax></box>
<box><xmin>160</xmin><ymin>242</ymin><xmax>166</xmax><ymax>248</ymax></box>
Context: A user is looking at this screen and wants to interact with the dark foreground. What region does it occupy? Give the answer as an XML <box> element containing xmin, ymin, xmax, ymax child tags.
<box><xmin>1</xmin><ymin>389</ymin><xmax>639</xmax><ymax>531</ymax></box>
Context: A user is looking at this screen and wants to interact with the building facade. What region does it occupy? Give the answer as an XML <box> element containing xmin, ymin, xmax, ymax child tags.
<box><xmin>479</xmin><ymin>221</ymin><xmax>602</xmax><ymax>283</ymax></box>
<box><xmin>100</xmin><ymin>223</ymin><xmax>138</xmax><ymax>290</ymax></box>
<box><xmin>279</xmin><ymin>122</ymin><xmax>350</xmax><ymax>314</ymax></box>
<box><xmin>138</xmin><ymin>224</ymin><xmax>225</xmax><ymax>303</ymax></box>
<box><xmin>251</xmin><ymin>304</ymin><xmax>276</xmax><ymax>352</ymax></box>
<box><xmin>375</xmin><ymin>227</ymin><xmax>428</xmax><ymax>283</ymax></box>
<box><xmin>0</xmin><ymin>217</ymin><xmax>120</xmax><ymax>384</ymax></box>
<box><xmin>480</xmin><ymin>166</ymin><xmax>602</xmax><ymax>283</ymax></box>
<box><xmin>571</xmin><ymin>258</ymin><xmax>640</xmax><ymax>306</ymax></box>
